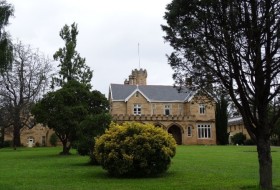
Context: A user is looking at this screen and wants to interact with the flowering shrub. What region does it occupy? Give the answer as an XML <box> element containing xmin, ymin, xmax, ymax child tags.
<box><xmin>94</xmin><ymin>122</ymin><xmax>176</xmax><ymax>177</ymax></box>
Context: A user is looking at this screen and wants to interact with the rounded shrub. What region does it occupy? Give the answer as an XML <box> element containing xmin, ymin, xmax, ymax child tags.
<box><xmin>231</xmin><ymin>132</ymin><xmax>246</xmax><ymax>145</ymax></box>
<box><xmin>94</xmin><ymin>122</ymin><xmax>176</xmax><ymax>177</ymax></box>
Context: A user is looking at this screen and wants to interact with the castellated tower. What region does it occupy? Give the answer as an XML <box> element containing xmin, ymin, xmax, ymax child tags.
<box><xmin>124</xmin><ymin>68</ymin><xmax>147</xmax><ymax>85</ymax></box>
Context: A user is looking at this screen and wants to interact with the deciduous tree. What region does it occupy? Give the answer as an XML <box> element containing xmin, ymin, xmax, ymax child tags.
<box><xmin>0</xmin><ymin>42</ymin><xmax>52</xmax><ymax>149</ymax></box>
<box><xmin>162</xmin><ymin>0</ymin><xmax>280</xmax><ymax>189</ymax></box>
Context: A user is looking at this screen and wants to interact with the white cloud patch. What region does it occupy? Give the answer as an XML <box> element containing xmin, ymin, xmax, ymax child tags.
<box><xmin>7</xmin><ymin>0</ymin><xmax>174</xmax><ymax>95</ymax></box>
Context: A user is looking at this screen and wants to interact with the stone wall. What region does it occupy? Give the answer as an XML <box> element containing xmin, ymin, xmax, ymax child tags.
<box><xmin>110</xmin><ymin>94</ymin><xmax>216</xmax><ymax>145</ymax></box>
<box><xmin>4</xmin><ymin>124</ymin><xmax>56</xmax><ymax>147</ymax></box>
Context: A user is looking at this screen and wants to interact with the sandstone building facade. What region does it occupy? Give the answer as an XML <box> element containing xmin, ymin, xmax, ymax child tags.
<box><xmin>4</xmin><ymin>125</ymin><xmax>55</xmax><ymax>147</ymax></box>
<box><xmin>227</xmin><ymin>116</ymin><xmax>250</xmax><ymax>144</ymax></box>
<box><xmin>109</xmin><ymin>69</ymin><xmax>216</xmax><ymax>145</ymax></box>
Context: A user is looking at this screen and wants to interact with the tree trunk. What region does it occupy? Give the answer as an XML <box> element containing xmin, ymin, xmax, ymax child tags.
<box><xmin>0</xmin><ymin>126</ymin><xmax>4</xmax><ymax>147</ymax></box>
<box><xmin>13</xmin><ymin>125</ymin><xmax>21</xmax><ymax>150</ymax></box>
<box><xmin>257</xmin><ymin>137</ymin><xmax>272</xmax><ymax>190</ymax></box>
<box><xmin>60</xmin><ymin>140</ymin><xmax>71</xmax><ymax>155</ymax></box>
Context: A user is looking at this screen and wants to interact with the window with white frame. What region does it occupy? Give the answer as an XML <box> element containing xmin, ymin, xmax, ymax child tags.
<box><xmin>199</xmin><ymin>104</ymin><xmax>206</xmax><ymax>114</ymax></box>
<box><xmin>187</xmin><ymin>126</ymin><xmax>192</xmax><ymax>137</ymax></box>
<box><xmin>197</xmin><ymin>124</ymin><xmax>211</xmax><ymax>138</ymax></box>
<box><xmin>164</xmin><ymin>104</ymin><xmax>171</xmax><ymax>115</ymax></box>
<box><xmin>133</xmin><ymin>104</ymin><xmax>141</xmax><ymax>115</ymax></box>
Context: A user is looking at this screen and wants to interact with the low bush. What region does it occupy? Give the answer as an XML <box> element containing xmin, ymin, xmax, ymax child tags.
<box><xmin>2</xmin><ymin>140</ymin><xmax>12</xmax><ymax>147</ymax></box>
<box><xmin>244</xmin><ymin>139</ymin><xmax>255</xmax><ymax>145</ymax></box>
<box><xmin>35</xmin><ymin>142</ymin><xmax>40</xmax><ymax>147</ymax></box>
<box><xmin>50</xmin><ymin>133</ymin><xmax>58</xmax><ymax>147</ymax></box>
<box><xmin>75</xmin><ymin>114</ymin><xmax>111</xmax><ymax>165</ymax></box>
<box><xmin>94</xmin><ymin>122</ymin><xmax>176</xmax><ymax>177</ymax></box>
<box><xmin>231</xmin><ymin>132</ymin><xmax>246</xmax><ymax>145</ymax></box>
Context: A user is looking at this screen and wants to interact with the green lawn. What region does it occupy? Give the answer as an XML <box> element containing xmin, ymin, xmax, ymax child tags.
<box><xmin>0</xmin><ymin>146</ymin><xmax>279</xmax><ymax>190</ymax></box>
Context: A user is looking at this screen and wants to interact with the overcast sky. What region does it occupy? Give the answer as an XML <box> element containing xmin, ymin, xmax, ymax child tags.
<box><xmin>7</xmin><ymin>0</ymin><xmax>174</xmax><ymax>96</ymax></box>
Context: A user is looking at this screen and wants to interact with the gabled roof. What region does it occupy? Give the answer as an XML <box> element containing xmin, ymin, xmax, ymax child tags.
<box><xmin>109</xmin><ymin>84</ymin><xmax>195</xmax><ymax>102</ymax></box>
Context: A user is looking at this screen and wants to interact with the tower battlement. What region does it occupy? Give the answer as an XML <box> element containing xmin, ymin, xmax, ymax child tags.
<box><xmin>124</xmin><ymin>68</ymin><xmax>147</xmax><ymax>85</ymax></box>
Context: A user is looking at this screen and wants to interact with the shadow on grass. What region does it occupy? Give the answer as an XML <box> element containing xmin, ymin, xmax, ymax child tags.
<box><xmin>70</xmin><ymin>161</ymin><xmax>95</xmax><ymax>167</ymax></box>
<box><xmin>240</xmin><ymin>185</ymin><xmax>280</xmax><ymax>190</ymax></box>
<box><xmin>243</xmin><ymin>150</ymin><xmax>277</xmax><ymax>153</ymax></box>
<box><xmin>82</xmin><ymin>168</ymin><xmax>175</xmax><ymax>181</ymax></box>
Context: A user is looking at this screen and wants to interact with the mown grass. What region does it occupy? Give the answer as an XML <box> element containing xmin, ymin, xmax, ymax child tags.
<box><xmin>0</xmin><ymin>145</ymin><xmax>279</xmax><ymax>190</ymax></box>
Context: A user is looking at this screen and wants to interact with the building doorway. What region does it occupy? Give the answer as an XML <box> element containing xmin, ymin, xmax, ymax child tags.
<box><xmin>27</xmin><ymin>136</ymin><xmax>34</xmax><ymax>147</ymax></box>
<box><xmin>168</xmin><ymin>125</ymin><xmax>182</xmax><ymax>145</ymax></box>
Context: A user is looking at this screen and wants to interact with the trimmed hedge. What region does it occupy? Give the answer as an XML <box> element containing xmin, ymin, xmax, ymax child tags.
<box><xmin>94</xmin><ymin>122</ymin><xmax>176</xmax><ymax>177</ymax></box>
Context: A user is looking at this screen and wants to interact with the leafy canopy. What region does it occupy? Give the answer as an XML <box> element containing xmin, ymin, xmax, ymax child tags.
<box><xmin>32</xmin><ymin>80</ymin><xmax>109</xmax><ymax>154</ymax></box>
<box><xmin>162</xmin><ymin>1</ymin><xmax>280</xmax><ymax>189</ymax></box>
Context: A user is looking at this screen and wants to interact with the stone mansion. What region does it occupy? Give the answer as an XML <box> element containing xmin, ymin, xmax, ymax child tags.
<box><xmin>109</xmin><ymin>69</ymin><xmax>216</xmax><ymax>145</ymax></box>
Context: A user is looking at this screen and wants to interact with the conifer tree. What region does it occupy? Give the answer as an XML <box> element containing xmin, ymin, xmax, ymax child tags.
<box><xmin>52</xmin><ymin>22</ymin><xmax>92</xmax><ymax>87</ymax></box>
<box><xmin>215</xmin><ymin>95</ymin><xmax>229</xmax><ymax>145</ymax></box>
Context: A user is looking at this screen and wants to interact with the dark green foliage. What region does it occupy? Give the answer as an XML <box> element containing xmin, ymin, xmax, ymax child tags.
<box><xmin>95</xmin><ymin>122</ymin><xmax>176</xmax><ymax>177</ymax></box>
<box><xmin>32</xmin><ymin>80</ymin><xmax>109</xmax><ymax>155</ymax></box>
<box><xmin>76</xmin><ymin>113</ymin><xmax>111</xmax><ymax>164</ymax></box>
<box><xmin>272</xmin><ymin>120</ymin><xmax>280</xmax><ymax>146</ymax></box>
<box><xmin>52</xmin><ymin>22</ymin><xmax>92</xmax><ymax>87</ymax></box>
<box><xmin>215</xmin><ymin>95</ymin><xmax>229</xmax><ymax>145</ymax></box>
<box><xmin>270</xmin><ymin>136</ymin><xmax>279</xmax><ymax>146</ymax></box>
<box><xmin>0</xmin><ymin>115</ymin><xmax>3</xmax><ymax>148</ymax></box>
<box><xmin>50</xmin><ymin>133</ymin><xmax>58</xmax><ymax>147</ymax></box>
<box><xmin>0</xmin><ymin>1</ymin><xmax>13</xmax><ymax>147</ymax></box>
<box><xmin>1</xmin><ymin>140</ymin><xmax>11</xmax><ymax>147</ymax></box>
<box><xmin>0</xmin><ymin>0</ymin><xmax>13</xmax><ymax>72</ymax></box>
<box><xmin>162</xmin><ymin>1</ymin><xmax>280</xmax><ymax>188</ymax></box>
<box><xmin>231</xmin><ymin>133</ymin><xmax>246</xmax><ymax>145</ymax></box>
<box><xmin>244</xmin><ymin>139</ymin><xmax>256</xmax><ymax>146</ymax></box>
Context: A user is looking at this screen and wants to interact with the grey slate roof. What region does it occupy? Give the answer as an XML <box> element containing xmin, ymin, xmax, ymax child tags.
<box><xmin>109</xmin><ymin>84</ymin><xmax>195</xmax><ymax>102</ymax></box>
<box><xmin>228</xmin><ymin>116</ymin><xmax>243</xmax><ymax>125</ymax></box>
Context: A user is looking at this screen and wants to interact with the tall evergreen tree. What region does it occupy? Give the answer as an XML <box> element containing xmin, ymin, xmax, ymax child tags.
<box><xmin>32</xmin><ymin>23</ymin><xmax>108</xmax><ymax>155</ymax></box>
<box><xmin>0</xmin><ymin>1</ymin><xmax>13</xmax><ymax>147</ymax></box>
<box><xmin>52</xmin><ymin>22</ymin><xmax>92</xmax><ymax>87</ymax></box>
<box><xmin>215</xmin><ymin>95</ymin><xmax>229</xmax><ymax>145</ymax></box>
<box><xmin>0</xmin><ymin>0</ymin><xmax>13</xmax><ymax>72</ymax></box>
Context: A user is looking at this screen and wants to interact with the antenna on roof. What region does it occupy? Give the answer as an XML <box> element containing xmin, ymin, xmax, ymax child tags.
<box><xmin>138</xmin><ymin>43</ymin><xmax>141</xmax><ymax>69</ymax></box>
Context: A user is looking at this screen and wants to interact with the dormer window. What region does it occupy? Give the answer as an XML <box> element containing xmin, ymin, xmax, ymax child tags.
<box><xmin>133</xmin><ymin>104</ymin><xmax>141</xmax><ymax>115</ymax></box>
